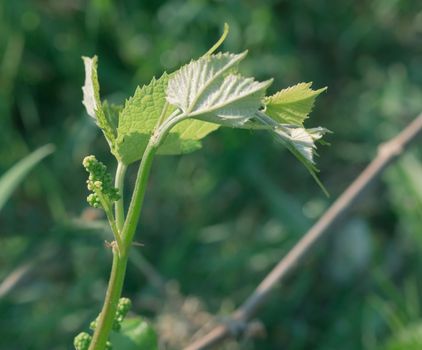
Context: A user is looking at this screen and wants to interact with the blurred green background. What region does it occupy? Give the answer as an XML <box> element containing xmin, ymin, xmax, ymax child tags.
<box><xmin>1</xmin><ymin>0</ymin><xmax>422</xmax><ymax>349</ymax></box>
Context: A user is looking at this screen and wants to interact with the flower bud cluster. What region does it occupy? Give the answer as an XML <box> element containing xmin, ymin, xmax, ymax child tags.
<box><xmin>90</xmin><ymin>297</ymin><xmax>132</xmax><ymax>333</ymax></box>
<box><xmin>74</xmin><ymin>332</ymin><xmax>112</xmax><ymax>350</ymax></box>
<box><xmin>112</xmin><ymin>297</ymin><xmax>132</xmax><ymax>331</ymax></box>
<box><xmin>74</xmin><ymin>332</ymin><xmax>91</xmax><ymax>350</ymax></box>
<box><xmin>82</xmin><ymin>155</ymin><xmax>120</xmax><ymax>208</ymax></box>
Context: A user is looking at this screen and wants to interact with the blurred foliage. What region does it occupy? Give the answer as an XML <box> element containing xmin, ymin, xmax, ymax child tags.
<box><xmin>0</xmin><ymin>144</ymin><xmax>54</xmax><ymax>212</ymax></box>
<box><xmin>0</xmin><ymin>0</ymin><xmax>421</xmax><ymax>349</ymax></box>
<box><xmin>111</xmin><ymin>317</ymin><xmax>158</xmax><ymax>350</ymax></box>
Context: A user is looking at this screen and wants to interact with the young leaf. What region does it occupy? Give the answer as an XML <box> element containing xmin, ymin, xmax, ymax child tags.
<box><xmin>264</xmin><ymin>82</ymin><xmax>327</xmax><ymax>125</ymax></box>
<box><xmin>82</xmin><ymin>56</ymin><xmax>99</xmax><ymax>120</ymax></box>
<box><xmin>166</xmin><ymin>52</ymin><xmax>273</xmax><ymax>126</ymax></box>
<box><xmin>274</xmin><ymin>125</ymin><xmax>328</xmax><ymax>165</ymax></box>
<box><xmin>253</xmin><ymin>111</ymin><xmax>329</xmax><ymax>195</ymax></box>
<box><xmin>115</xmin><ymin>73</ymin><xmax>220</xmax><ymax>163</ymax></box>
<box><xmin>116</xmin><ymin>73</ymin><xmax>172</xmax><ymax>164</ymax></box>
<box><xmin>82</xmin><ymin>56</ymin><xmax>117</xmax><ymax>145</ymax></box>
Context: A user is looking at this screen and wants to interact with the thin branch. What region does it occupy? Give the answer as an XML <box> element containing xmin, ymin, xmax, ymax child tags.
<box><xmin>185</xmin><ymin>112</ymin><xmax>422</xmax><ymax>350</ymax></box>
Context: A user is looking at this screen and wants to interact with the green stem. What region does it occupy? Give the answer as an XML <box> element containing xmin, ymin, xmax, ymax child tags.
<box><xmin>122</xmin><ymin>111</ymin><xmax>186</xmax><ymax>246</ymax></box>
<box><xmin>114</xmin><ymin>161</ymin><xmax>127</xmax><ymax>231</ymax></box>
<box><xmin>88</xmin><ymin>248</ymin><xmax>128</xmax><ymax>350</ymax></box>
<box><xmin>122</xmin><ymin>142</ymin><xmax>157</xmax><ymax>246</ymax></box>
<box><xmin>88</xmin><ymin>144</ymin><xmax>157</xmax><ymax>350</ymax></box>
<box><xmin>88</xmin><ymin>111</ymin><xmax>185</xmax><ymax>350</ymax></box>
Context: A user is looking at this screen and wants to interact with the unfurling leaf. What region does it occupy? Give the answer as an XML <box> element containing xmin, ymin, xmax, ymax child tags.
<box><xmin>264</xmin><ymin>82</ymin><xmax>327</xmax><ymax>125</ymax></box>
<box><xmin>82</xmin><ymin>56</ymin><xmax>117</xmax><ymax>146</ymax></box>
<box><xmin>166</xmin><ymin>52</ymin><xmax>273</xmax><ymax>126</ymax></box>
<box><xmin>274</xmin><ymin>126</ymin><xmax>328</xmax><ymax>165</ymax></box>
<box><xmin>253</xmin><ymin>111</ymin><xmax>329</xmax><ymax>194</ymax></box>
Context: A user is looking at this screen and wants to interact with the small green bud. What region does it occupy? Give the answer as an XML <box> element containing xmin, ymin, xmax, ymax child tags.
<box><xmin>105</xmin><ymin>341</ymin><xmax>113</xmax><ymax>350</ymax></box>
<box><xmin>87</xmin><ymin>193</ymin><xmax>101</xmax><ymax>208</ymax></box>
<box><xmin>89</xmin><ymin>318</ymin><xmax>98</xmax><ymax>331</ymax></box>
<box><xmin>74</xmin><ymin>332</ymin><xmax>92</xmax><ymax>350</ymax></box>
<box><xmin>82</xmin><ymin>155</ymin><xmax>96</xmax><ymax>169</ymax></box>
<box><xmin>94</xmin><ymin>180</ymin><xmax>103</xmax><ymax>190</ymax></box>
<box><xmin>112</xmin><ymin>297</ymin><xmax>132</xmax><ymax>331</ymax></box>
<box><xmin>82</xmin><ymin>155</ymin><xmax>120</xmax><ymax>208</ymax></box>
<box><xmin>112</xmin><ymin>319</ymin><xmax>122</xmax><ymax>332</ymax></box>
<box><xmin>117</xmin><ymin>297</ymin><xmax>132</xmax><ymax>315</ymax></box>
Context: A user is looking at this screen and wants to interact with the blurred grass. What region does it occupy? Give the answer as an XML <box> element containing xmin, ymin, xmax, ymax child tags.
<box><xmin>0</xmin><ymin>144</ymin><xmax>54</xmax><ymax>212</ymax></box>
<box><xmin>0</xmin><ymin>0</ymin><xmax>421</xmax><ymax>349</ymax></box>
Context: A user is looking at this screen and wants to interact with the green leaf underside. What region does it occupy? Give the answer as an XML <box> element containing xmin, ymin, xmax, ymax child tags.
<box><xmin>276</xmin><ymin>127</ymin><xmax>329</xmax><ymax>196</ymax></box>
<box><xmin>82</xmin><ymin>56</ymin><xmax>116</xmax><ymax>146</ymax></box>
<box><xmin>157</xmin><ymin>119</ymin><xmax>220</xmax><ymax>155</ymax></box>
<box><xmin>116</xmin><ymin>73</ymin><xmax>220</xmax><ymax>164</ymax></box>
<box><xmin>167</xmin><ymin>52</ymin><xmax>273</xmax><ymax>126</ymax></box>
<box><xmin>264</xmin><ymin>82</ymin><xmax>327</xmax><ymax>125</ymax></box>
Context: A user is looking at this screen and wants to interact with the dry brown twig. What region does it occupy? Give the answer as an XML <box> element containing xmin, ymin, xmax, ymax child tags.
<box><xmin>185</xmin><ymin>112</ymin><xmax>422</xmax><ymax>350</ymax></box>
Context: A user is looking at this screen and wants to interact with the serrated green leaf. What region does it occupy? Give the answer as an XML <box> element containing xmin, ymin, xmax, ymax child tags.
<box><xmin>110</xmin><ymin>317</ymin><xmax>158</xmax><ymax>350</ymax></box>
<box><xmin>82</xmin><ymin>56</ymin><xmax>117</xmax><ymax>145</ymax></box>
<box><xmin>264</xmin><ymin>82</ymin><xmax>326</xmax><ymax>125</ymax></box>
<box><xmin>116</xmin><ymin>73</ymin><xmax>171</xmax><ymax>164</ymax></box>
<box><xmin>167</xmin><ymin>52</ymin><xmax>272</xmax><ymax>126</ymax></box>
<box><xmin>115</xmin><ymin>73</ymin><xmax>221</xmax><ymax>164</ymax></box>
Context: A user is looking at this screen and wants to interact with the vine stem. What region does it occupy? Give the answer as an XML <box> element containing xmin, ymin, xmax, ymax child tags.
<box><xmin>122</xmin><ymin>111</ymin><xmax>186</xmax><ymax>246</ymax></box>
<box><xmin>88</xmin><ymin>248</ymin><xmax>128</xmax><ymax>350</ymax></box>
<box><xmin>121</xmin><ymin>142</ymin><xmax>157</xmax><ymax>247</ymax></box>
<box><xmin>88</xmin><ymin>110</ymin><xmax>185</xmax><ymax>350</ymax></box>
<box><xmin>88</xmin><ymin>160</ymin><xmax>129</xmax><ymax>350</ymax></box>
